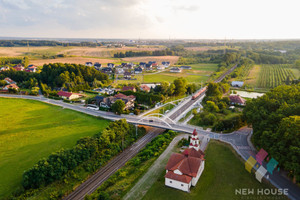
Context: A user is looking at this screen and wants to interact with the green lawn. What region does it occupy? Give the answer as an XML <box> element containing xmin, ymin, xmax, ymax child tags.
<box><xmin>0</xmin><ymin>98</ymin><xmax>109</xmax><ymax>198</ymax></box>
<box><xmin>143</xmin><ymin>140</ymin><xmax>286</xmax><ymax>200</ymax></box>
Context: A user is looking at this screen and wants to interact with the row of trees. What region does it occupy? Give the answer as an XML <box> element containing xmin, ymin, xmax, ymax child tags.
<box><xmin>0</xmin><ymin>56</ymin><xmax>28</xmax><ymax>66</ymax></box>
<box><xmin>22</xmin><ymin>119</ymin><xmax>146</xmax><ymax>189</ymax></box>
<box><xmin>113</xmin><ymin>49</ymin><xmax>175</xmax><ymax>58</ymax></box>
<box><xmin>0</xmin><ymin>40</ymin><xmax>102</xmax><ymax>47</ymax></box>
<box><xmin>243</xmin><ymin>84</ymin><xmax>300</xmax><ymax>182</ymax></box>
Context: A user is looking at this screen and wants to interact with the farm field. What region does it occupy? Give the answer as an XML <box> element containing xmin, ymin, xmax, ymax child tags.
<box><xmin>0</xmin><ymin>98</ymin><xmax>109</xmax><ymax>198</ymax></box>
<box><xmin>257</xmin><ymin>64</ymin><xmax>296</xmax><ymax>88</ymax></box>
<box><xmin>245</xmin><ymin>65</ymin><xmax>261</xmax><ymax>87</ymax></box>
<box><xmin>142</xmin><ymin>140</ymin><xmax>287</xmax><ymax>200</ymax></box>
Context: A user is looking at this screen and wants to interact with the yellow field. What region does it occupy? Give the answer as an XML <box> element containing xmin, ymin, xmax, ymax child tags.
<box><xmin>30</xmin><ymin>57</ymin><xmax>119</xmax><ymax>66</ymax></box>
<box><xmin>245</xmin><ymin>65</ymin><xmax>261</xmax><ymax>87</ymax></box>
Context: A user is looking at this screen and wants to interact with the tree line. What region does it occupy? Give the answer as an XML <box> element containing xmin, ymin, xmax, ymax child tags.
<box><xmin>22</xmin><ymin>119</ymin><xmax>146</xmax><ymax>190</ymax></box>
<box><xmin>243</xmin><ymin>84</ymin><xmax>300</xmax><ymax>183</ymax></box>
<box><xmin>0</xmin><ymin>40</ymin><xmax>102</xmax><ymax>47</ymax></box>
<box><xmin>113</xmin><ymin>49</ymin><xmax>175</xmax><ymax>58</ymax></box>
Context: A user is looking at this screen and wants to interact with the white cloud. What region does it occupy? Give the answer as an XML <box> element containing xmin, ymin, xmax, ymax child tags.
<box><xmin>0</xmin><ymin>0</ymin><xmax>299</xmax><ymax>39</ymax></box>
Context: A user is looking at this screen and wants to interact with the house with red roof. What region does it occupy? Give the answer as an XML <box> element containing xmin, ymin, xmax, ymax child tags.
<box><xmin>122</xmin><ymin>86</ymin><xmax>136</xmax><ymax>92</ymax></box>
<box><xmin>229</xmin><ymin>95</ymin><xmax>246</xmax><ymax>106</ymax></box>
<box><xmin>3</xmin><ymin>84</ymin><xmax>19</xmax><ymax>90</ymax></box>
<box><xmin>57</xmin><ymin>91</ymin><xmax>83</xmax><ymax>100</ymax></box>
<box><xmin>4</xmin><ymin>77</ymin><xmax>16</xmax><ymax>84</ymax></box>
<box><xmin>13</xmin><ymin>64</ymin><xmax>24</xmax><ymax>71</ymax></box>
<box><xmin>140</xmin><ymin>84</ymin><xmax>150</xmax><ymax>92</ymax></box>
<box><xmin>165</xmin><ymin>129</ymin><xmax>205</xmax><ymax>192</ymax></box>
<box><xmin>26</xmin><ymin>65</ymin><xmax>38</xmax><ymax>73</ymax></box>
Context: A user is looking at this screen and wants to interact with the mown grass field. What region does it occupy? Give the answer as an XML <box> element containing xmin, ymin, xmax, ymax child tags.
<box><xmin>0</xmin><ymin>98</ymin><xmax>109</xmax><ymax>198</ymax></box>
<box><xmin>142</xmin><ymin>140</ymin><xmax>286</xmax><ymax>200</ymax></box>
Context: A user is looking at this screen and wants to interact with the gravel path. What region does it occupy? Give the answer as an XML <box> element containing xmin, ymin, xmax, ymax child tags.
<box><xmin>123</xmin><ymin>134</ymin><xmax>189</xmax><ymax>200</ymax></box>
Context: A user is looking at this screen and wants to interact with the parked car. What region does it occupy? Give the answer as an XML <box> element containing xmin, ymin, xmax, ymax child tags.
<box><xmin>86</xmin><ymin>104</ymin><xmax>99</xmax><ymax>110</ymax></box>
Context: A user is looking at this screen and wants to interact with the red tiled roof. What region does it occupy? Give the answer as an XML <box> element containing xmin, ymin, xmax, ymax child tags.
<box><xmin>140</xmin><ymin>85</ymin><xmax>150</xmax><ymax>91</ymax></box>
<box><xmin>166</xmin><ymin>153</ymin><xmax>202</xmax><ymax>177</ymax></box>
<box><xmin>165</xmin><ymin>171</ymin><xmax>192</xmax><ymax>184</ymax></box>
<box><xmin>4</xmin><ymin>84</ymin><xmax>19</xmax><ymax>90</ymax></box>
<box><xmin>122</xmin><ymin>86</ymin><xmax>135</xmax><ymax>91</ymax></box>
<box><xmin>58</xmin><ymin>91</ymin><xmax>73</xmax><ymax>97</ymax></box>
<box><xmin>229</xmin><ymin>95</ymin><xmax>246</xmax><ymax>104</ymax></box>
<box><xmin>193</xmin><ymin>129</ymin><xmax>198</xmax><ymax>136</ymax></box>
<box><xmin>4</xmin><ymin>77</ymin><xmax>14</xmax><ymax>83</ymax></box>
<box><xmin>183</xmin><ymin>148</ymin><xmax>205</xmax><ymax>159</ymax></box>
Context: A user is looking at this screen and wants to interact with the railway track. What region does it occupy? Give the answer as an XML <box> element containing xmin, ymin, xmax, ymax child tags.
<box><xmin>64</xmin><ymin>128</ymin><xmax>163</xmax><ymax>200</ymax></box>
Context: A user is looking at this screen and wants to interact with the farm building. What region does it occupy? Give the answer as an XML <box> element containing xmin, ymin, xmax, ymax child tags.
<box><xmin>229</xmin><ymin>95</ymin><xmax>246</xmax><ymax>106</ymax></box>
<box><xmin>170</xmin><ymin>67</ymin><xmax>182</xmax><ymax>73</ymax></box>
<box><xmin>231</xmin><ymin>81</ymin><xmax>244</xmax><ymax>87</ymax></box>
<box><xmin>165</xmin><ymin>129</ymin><xmax>205</xmax><ymax>192</ymax></box>
<box><xmin>57</xmin><ymin>91</ymin><xmax>82</xmax><ymax>100</ymax></box>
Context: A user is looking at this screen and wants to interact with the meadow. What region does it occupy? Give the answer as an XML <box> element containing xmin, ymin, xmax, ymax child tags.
<box><xmin>0</xmin><ymin>98</ymin><xmax>109</xmax><ymax>198</ymax></box>
<box><xmin>142</xmin><ymin>140</ymin><xmax>287</xmax><ymax>200</ymax></box>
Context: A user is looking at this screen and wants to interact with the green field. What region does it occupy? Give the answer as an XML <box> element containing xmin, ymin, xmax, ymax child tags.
<box><xmin>257</xmin><ymin>64</ymin><xmax>296</xmax><ymax>88</ymax></box>
<box><xmin>0</xmin><ymin>98</ymin><xmax>109</xmax><ymax>198</ymax></box>
<box><xmin>143</xmin><ymin>140</ymin><xmax>286</xmax><ymax>200</ymax></box>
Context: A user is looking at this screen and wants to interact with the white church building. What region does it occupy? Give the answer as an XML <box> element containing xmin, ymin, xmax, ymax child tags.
<box><xmin>165</xmin><ymin>129</ymin><xmax>205</xmax><ymax>192</ymax></box>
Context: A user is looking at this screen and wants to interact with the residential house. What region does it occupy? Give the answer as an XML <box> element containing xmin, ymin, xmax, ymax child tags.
<box><xmin>3</xmin><ymin>84</ymin><xmax>19</xmax><ymax>90</ymax></box>
<box><xmin>124</xmin><ymin>71</ymin><xmax>133</xmax><ymax>79</ymax></box>
<box><xmin>94</xmin><ymin>63</ymin><xmax>102</xmax><ymax>70</ymax></box>
<box><xmin>134</xmin><ymin>67</ymin><xmax>143</xmax><ymax>74</ymax></box>
<box><xmin>122</xmin><ymin>86</ymin><xmax>136</xmax><ymax>92</ymax></box>
<box><xmin>180</xmin><ymin>66</ymin><xmax>192</xmax><ymax>70</ymax></box>
<box><xmin>152</xmin><ymin>63</ymin><xmax>158</xmax><ymax>67</ymax></box>
<box><xmin>13</xmin><ymin>64</ymin><xmax>24</xmax><ymax>71</ymax></box>
<box><xmin>165</xmin><ymin>129</ymin><xmax>205</xmax><ymax>192</ymax></box>
<box><xmin>57</xmin><ymin>91</ymin><xmax>82</xmax><ymax>100</ymax></box>
<box><xmin>96</xmin><ymin>93</ymin><xmax>136</xmax><ymax>110</ymax></box>
<box><xmin>229</xmin><ymin>95</ymin><xmax>246</xmax><ymax>106</ymax></box>
<box><xmin>139</xmin><ymin>62</ymin><xmax>146</xmax><ymax>68</ymax></box>
<box><xmin>26</xmin><ymin>65</ymin><xmax>38</xmax><ymax>72</ymax></box>
<box><xmin>102</xmin><ymin>67</ymin><xmax>113</xmax><ymax>74</ymax></box>
<box><xmin>162</xmin><ymin>61</ymin><xmax>170</xmax><ymax>67</ymax></box>
<box><xmin>170</xmin><ymin>67</ymin><xmax>182</xmax><ymax>73</ymax></box>
<box><xmin>231</xmin><ymin>81</ymin><xmax>244</xmax><ymax>87</ymax></box>
<box><xmin>0</xmin><ymin>66</ymin><xmax>9</xmax><ymax>71</ymax></box>
<box><xmin>124</xmin><ymin>63</ymin><xmax>134</xmax><ymax>70</ymax></box>
<box><xmin>4</xmin><ymin>77</ymin><xmax>16</xmax><ymax>84</ymax></box>
<box><xmin>94</xmin><ymin>87</ymin><xmax>115</xmax><ymax>95</ymax></box>
<box><xmin>116</xmin><ymin>68</ymin><xmax>125</xmax><ymax>74</ymax></box>
<box><xmin>107</xmin><ymin>63</ymin><xmax>115</xmax><ymax>68</ymax></box>
<box><xmin>85</xmin><ymin>62</ymin><xmax>93</xmax><ymax>67</ymax></box>
<box><xmin>148</xmin><ymin>61</ymin><xmax>156</xmax><ymax>64</ymax></box>
<box><xmin>157</xmin><ymin>65</ymin><xmax>165</xmax><ymax>70</ymax></box>
<box><xmin>140</xmin><ymin>84</ymin><xmax>150</xmax><ymax>92</ymax></box>
<box><xmin>145</xmin><ymin>64</ymin><xmax>153</xmax><ymax>71</ymax></box>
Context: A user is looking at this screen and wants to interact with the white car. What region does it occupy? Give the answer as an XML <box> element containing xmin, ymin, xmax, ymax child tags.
<box><xmin>86</xmin><ymin>104</ymin><xmax>99</xmax><ymax>110</ymax></box>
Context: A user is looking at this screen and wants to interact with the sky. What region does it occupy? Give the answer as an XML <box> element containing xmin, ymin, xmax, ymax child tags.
<box><xmin>0</xmin><ymin>0</ymin><xmax>299</xmax><ymax>39</ymax></box>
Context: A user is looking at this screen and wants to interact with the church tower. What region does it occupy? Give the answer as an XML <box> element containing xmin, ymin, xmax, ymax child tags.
<box><xmin>189</xmin><ymin>129</ymin><xmax>200</xmax><ymax>151</ymax></box>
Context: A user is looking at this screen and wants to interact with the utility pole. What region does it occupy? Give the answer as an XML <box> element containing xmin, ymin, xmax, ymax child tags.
<box><xmin>135</xmin><ymin>124</ymin><xmax>138</xmax><ymax>138</ymax></box>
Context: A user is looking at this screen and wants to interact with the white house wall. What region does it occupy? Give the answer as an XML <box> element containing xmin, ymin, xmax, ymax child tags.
<box><xmin>165</xmin><ymin>178</ymin><xmax>191</xmax><ymax>192</ymax></box>
<box><xmin>192</xmin><ymin>161</ymin><xmax>205</xmax><ymax>186</ymax></box>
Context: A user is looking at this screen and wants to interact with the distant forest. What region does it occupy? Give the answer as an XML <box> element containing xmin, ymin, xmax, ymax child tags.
<box><xmin>0</xmin><ymin>40</ymin><xmax>103</xmax><ymax>47</ymax></box>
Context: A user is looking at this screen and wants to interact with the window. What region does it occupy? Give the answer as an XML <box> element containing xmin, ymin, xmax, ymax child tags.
<box><xmin>181</xmin><ymin>184</ymin><xmax>184</xmax><ymax>186</ymax></box>
<box><xmin>170</xmin><ymin>181</ymin><xmax>172</xmax><ymax>183</ymax></box>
